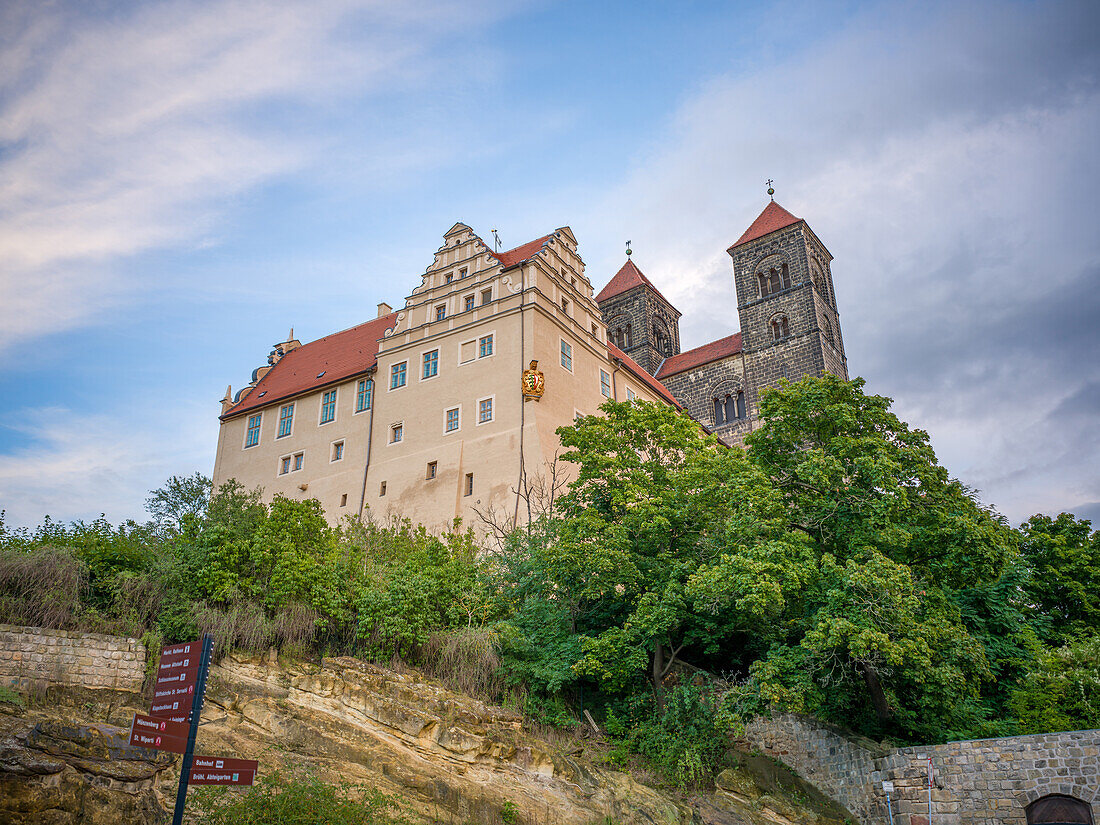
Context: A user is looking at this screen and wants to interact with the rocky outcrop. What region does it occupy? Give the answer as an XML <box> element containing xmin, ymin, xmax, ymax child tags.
<box><xmin>0</xmin><ymin>716</ymin><xmax>174</xmax><ymax>824</ymax></box>
<box><xmin>0</xmin><ymin>651</ymin><xmax>853</xmax><ymax>824</ymax></box>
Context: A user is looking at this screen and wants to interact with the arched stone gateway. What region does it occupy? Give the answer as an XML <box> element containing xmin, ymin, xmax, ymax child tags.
<box><xmin>1027</xmin><ymin>794</ymin><xmax>1095</xmax><ymax>825</ymax></box>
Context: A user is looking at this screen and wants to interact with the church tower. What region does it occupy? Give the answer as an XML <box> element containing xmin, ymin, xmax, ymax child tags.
<box><xmin>595</xmin><ymin>257</ymin><xmax>682</xmax><ymax>375</ymax></box>
<box><xmin>729</xmin><ymin>198</ymin><xmax>847</xmax><ymax>416</ymax></box>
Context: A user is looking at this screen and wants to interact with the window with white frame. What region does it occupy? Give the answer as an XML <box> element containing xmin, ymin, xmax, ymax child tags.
<box><xmin>320</xmin><ymin>390</ymin><xmax>337</xmax><ymax>424</ymax></box>
<box><xmin>464</xmin><ymin>294</ymin><xmax>475</xmax><ymax>312</ymax></box>
<box><xmin>423</xmin><ymin>349</ymin><xmax>439</xmax><ymax>379</ymax></box>
<box><xmin>560</xmin><ymin>339</ymin><xmax>572</xmax><ymax>371</ymax></box>
<box><xmin>478</xmin><ymin>397</ymin><xmax>493</xmax><ymax>424</ymax></box>
<box><xmin>600</xmin><ymin>370</ymin><xmax>612</xmax><ymax>398</ymax></box>
<box><xmin>277</xmin><ymin>404</ymin><xmax>294</xmax><ymax>438</ymax></box>
<box><xmin>391</xmin><ymin>361</ymin><xmax>407</xmax><ymax>389</ymax></box>
<box><xmin>293</xmin><ymin>452</ymin><xmax>304</xmax><ymax>471</ymax></box>
<box><xmin>435</xmin><ymin>304</ymin><xmax>446</xmax><ymax>321</ymax></box>
<box><xmin>626</xmin><ymin>387</ymin><xmax>636</xmax><ymax>401</ymax></box>
<box><xmin>279</xmin><ymin>455</ymin><xmax>291</xmax><ymax>475</ymax></box>
<box><xmin>445</xmin><ymin>407</ymin><xmax>460</xmax><ymax>433</ymax></box>
<box><xmin>481</xmin><ymin>288</ymin><xmax>492</xmax><ymax>305</ymax></box>
<box><xmin>426</xmin><ymin>461</ymin><xmax>437</xmax><ymax>480</ymax></box>
<box><xmin>331</xmin><ymin>441</ymin><xmax>344</xmax><ymax>462</ymax></box>
<box><xmin>391</xmin><ymin>423</ymin><xmax>403</xmax><ymax>443</ymax></box>
<box><xmin>356</xmin><ymin>379</ymin><xmax>372</xmax><ymax>412</ymax></box>
<box><xmin>479</xmin><ymin>334</ymin><xmax>493</xmax><ymax>358</ymax></box>
<box><xmin>245</xmin><ymin>413</ymin><xmax>262</xmax><ymax>448</ymax></box>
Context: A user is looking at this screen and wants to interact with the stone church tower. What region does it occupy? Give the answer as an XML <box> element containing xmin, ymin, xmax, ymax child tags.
<box><xmin>728</xmin><ymin>200</ymin><xmax>847</xmax><ymax>418</ymax></box>
<box><xmin>595</xmin><ymin>259</ymin><xmax>682</xmax><ymax>375</ymax></box>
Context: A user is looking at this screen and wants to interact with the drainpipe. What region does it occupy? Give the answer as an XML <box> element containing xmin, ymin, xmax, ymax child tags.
<box><xmin>513</xmin><ymin>265</ymin><xmax>527</xmax><ymax>527</ymax></box>
<box><xmin>611</xmin><ymin>357</ymin><xmax>623</xmax><ymax>401</ymax></box>
<box><xmin>357</xmin><ymin>369</ymin><xmax>376</xmax><ymax>517</ymax></box>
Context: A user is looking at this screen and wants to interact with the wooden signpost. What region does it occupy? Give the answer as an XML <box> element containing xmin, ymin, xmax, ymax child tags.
<box><xmin>126</xmin><ymin>634</ymin><xmax>259</xmax><ymax>824</ymax></box>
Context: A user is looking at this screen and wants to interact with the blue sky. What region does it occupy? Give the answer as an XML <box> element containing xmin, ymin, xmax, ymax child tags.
<box><xmin>2</xmin><ymin>0</ymin><xmax>1098</xmax><ymax>529</ymax></box>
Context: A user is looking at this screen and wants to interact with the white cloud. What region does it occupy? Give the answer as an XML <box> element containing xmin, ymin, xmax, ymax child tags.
<box><xmin>0</xmin><ymin>403</ymin><xmax>215</xmax><ymax>529</ymax></box>
<box><xmin>0</xmin><ymin>0</ymin><xmax>515</xmax><ymax>352</ymax></box>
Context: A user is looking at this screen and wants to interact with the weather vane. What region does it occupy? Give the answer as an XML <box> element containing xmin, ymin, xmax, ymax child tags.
<box><xmin>492</xmin><ymin>229</ymin><xmax>501</xmax><ymax>252</ymax></box>
<box><xmin>766</xmin><ymin>179</ymin><xmax>775</xmax><ymax>199</ymax></box>
<box><xmin>626</xmin><ymin>239</ymin><xmax>632</xmax><ymax>257</ymax></box>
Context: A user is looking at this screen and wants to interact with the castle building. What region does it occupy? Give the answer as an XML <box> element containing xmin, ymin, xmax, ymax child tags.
<box><xmin>212</xmin><ymin>200</ymin><xmax>846</xmax><ymax>528</ymax></box>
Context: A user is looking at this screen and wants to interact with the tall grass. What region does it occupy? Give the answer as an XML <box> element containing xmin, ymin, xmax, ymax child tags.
<box><xmin>420</xmin><ymin>626</ymin><xmax>503</xmax><ymax>701</ymax></box>
<box><xmin>0</xmin><ymin>547</ymin><xmax>87</xmax><ymax>629</ymax></box>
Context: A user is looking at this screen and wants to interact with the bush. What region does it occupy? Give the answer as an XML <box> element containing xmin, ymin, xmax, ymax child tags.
<box><xmin>190</xmin><ymin>770</ymin><xmax>408</xmax><ymax>824</ymax></box>
<box><xmin>0</xmin><ymin>546</ymin><xmax>88</xmax><ymax>629</ymax></box>
<box><xmin>420</xmin><ymin>626</ymin><xmax>502</xmax><ymax>700</ymax></box>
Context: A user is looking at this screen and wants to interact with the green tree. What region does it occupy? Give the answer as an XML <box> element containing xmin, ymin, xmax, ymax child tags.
<box><xmin>1018</xmin><ymin>512</ymin><xmax>1100</xmax><ymax>645</ymax></box>
<box><xmin>1010</xmin><ymin>634</ymin><xmax>1100</xmax><ymax>734</ymax></box>
<box><xmin>553</xmin><ymin>401</ymin><xmax>788</xmax><ymax>706</ymax></box>
<box><xmin>145</xmin><ymin>472</ymin><xmax>213</xmax><ymax>534</ymax></box>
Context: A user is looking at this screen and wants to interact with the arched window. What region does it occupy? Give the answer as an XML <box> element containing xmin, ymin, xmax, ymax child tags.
<box><xmin>823</xmin><ymin>316</ymin><xmax>835</xmax><ymax>347</ymax></box>
<box><xmin>624</xmin><ymin>323</ymin><xmax>632</xmax><ymax>348</ymax></box>
<box><xmin>781</xmin><ymin>262</ymin><xmax>791</xmax><ymax>290</ymax></box>
<box><xmin>713</xmin><ymin>391</ymin><xmax>746</xmax><ymax>425</ymax></box>
<box><xmin>1026</xmin><ymin>794</ymin><xmax>1094</xmax><ymax>824</ymax></box>
<box><xmin>811</xmin><ymin>259</ymin><xmax>828</xmax><ymax>303</ymax></box>
<box><xmin>713</xmin><ymin>397</ymin><xmax>725</xmax><ymax>425</ymax></box>
<box><xmin>771</xmin><ymin>316</ymin><xmax>790</xmax><ymax>341</ymax></box>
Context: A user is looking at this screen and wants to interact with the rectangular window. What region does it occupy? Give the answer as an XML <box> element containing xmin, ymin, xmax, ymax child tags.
<box><xmin>390</xmin><ymin>362</ymin><xmax>407</xmax><ymax>389</ymax></box>
<box><xmin>445</xmin><ymin>273</ymin><xmax>454</xmax><ymax>284</ymax></box>
<box><xmin>379</xmin><ymin>481</ymin><xmax>387</xmax><ymax>496</ymax></box>
<box><xmin>356</xmin><ymin>378</ymin><xmax>372</xmax><ymax>412</ymax></box>
<box><xmin>626</xmin><ymin>387</ymin><xmax>637</xmax><ymax>401</ymax></box>
<box><xmin>391</xmin><ymin>423</ymin><xmax>403</xmax><ymax>443</ymax></box>
<box><xmin>340</xmin><ymin>493</ymin><xmax>347</xmax><ymax>507</ymax></box>
<box><xmin>277</xmin><ymin>404</ymin><xmax>294</xmax><ymax>438</ymax></box>
<box><xmin>561</xmin><ymin>297</ymin><xmax>569</xmax><ymax>313</ymax></box>
<box><xmin>464</xmin><ymin>473</ymin><xmax>473</xmax><ymax>496</ymax></box>
<box><xmin>600</xmin><ymin>370</ymin><xmax>612</xmax><ymax>398</ymax></box>
<box><xmin>320</xmin><ymin>390</ymin><xmax>337</xmax><ymax>424</ymax></box>
<box><xmin>245</xmin><ymin>413</ymin><xmax>262</xmax><ymax>448</ymax></box>
<box><xmin>280</xmin><ymin>456</ymin><xmax>291</xmax><ymax>474</ymax></box>
<box><xmin>426</xmin><ymin>461</ymin><xmax>437</xmax><ymax>480</ymax></box>
<box><xmin>460</xmin><ymin>340</ymin><xmax>475</xmax><ymax>363</ymax></box>
<box><xmin>293</xmin><ymin>452</ymin><xmax>304</xmax><ymax>471</ymax></box>
<box><xmin>423</xmin><ymin>349</ymin><xmax>438</xmax><ymax>379</ymax></box>
<box><xmin>481</xmin><ymin>289</ymin><xmax>492</xmax><ymax>305</ymax></box>
<box><xmin>459</xmin><ymin>267</ymin><xmax>467</xmax><ymax>278</ymax></box>
<box><xmin>479</xmin><ymin>334</ymin><xmax>493</xmax><ymax>358</ymax></box>
<box><xmin>435</xmin><ymin>304</ymin><xmax>446</xmax><ymax>321</ymax></box>
<box><xmin>591</xmin><ymin>323</ymin><xmax>598</xmax><ymax>337</ymax></box>
<box><xmin>445</xmin><ymin>407</ymin><xmax>460</xmax><ymax>432</ymax></box>
<box><xmin>560</xmin><ymin>339</ymin><xmax>572</xmax><ymax>371</ymax></box>
<box><xmin>478</xmin><ymin>397</ymin><xmax>493</xmax><ymax>424</ymax></box>
<box><xmin>331</xmin><ymin>441</ymin><xmax>344</xmax><ymax>462</ymax></box>
<box><xmin>464</xmin><ymin>295</ymin><xmax>475</xmax><ymax>312</ymax></box>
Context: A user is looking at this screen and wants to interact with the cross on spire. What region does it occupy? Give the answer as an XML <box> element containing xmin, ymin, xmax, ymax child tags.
<box><xmin>626</xmin><ymin>240</ymin><xmax>632</xmax><ymax>257</ymax></box>
<box><xmin>766</xmin><ymin>179</ymin><xmax>775</xmax><ymax>200</ymax></box>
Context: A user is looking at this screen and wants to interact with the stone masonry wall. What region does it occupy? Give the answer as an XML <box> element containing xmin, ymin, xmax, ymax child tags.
<box><xmin>0</xmin><ymin>624</ymin><xmax>145</xmax><ymax>693</ymax></box>
<box><xmin>745</xmin><ymin>713</ymin><xmax>1100</xmax><ymax>825</ymax></box>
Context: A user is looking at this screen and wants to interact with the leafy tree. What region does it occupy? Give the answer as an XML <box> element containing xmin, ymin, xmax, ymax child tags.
<box><xmin>736</xmin><ymin>375</ymin><xmax>1017</xmax><ymax>737</ymax></box>
<box><xmin>145</xmin><ymin>472</ymin><xmax>213</xmax><ymax>534</ymax></box>
<box><xmin>1018</xmin><ymin>512</ymin><xmax>1100</xmax><ymax>645</ymax></box>
<box><xmin>553</xmin><ymin>400</ymin><xmax>787</xmax><ymax>706</ymax></box>
<box><xmin>1010</xmin><ymin>634</ymin><xmax>1100</xmax><ymax>734</ymax></box>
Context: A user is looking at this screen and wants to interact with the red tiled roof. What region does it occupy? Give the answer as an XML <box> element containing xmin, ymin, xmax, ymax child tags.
<box><xmin>656</xmin><ymin>333</ymin><xmax>742</xmax><ymax>379</ymax></box>
<box><xmin>490</xmin><ymin>235</ymin><xmax>552</xmax><ymax>268</ymax></box>
<box><xmin>595</xmin><ymin>259</ymin><xmax>675</xmax><ymax>308</ymax></box>
<box><xmin>728</xmin><ymin>201</ymin><xmax>802</xmax><ymax>250</ymax></box>
<box><xmin>222</xmin><ymin>313</ymin><xmax>398</xmax><ymax>419</ymax></box>
<box><xmin>608</xmin><ymin>343</ymin><xmax>681</xmax><ymax>408</ymax></box>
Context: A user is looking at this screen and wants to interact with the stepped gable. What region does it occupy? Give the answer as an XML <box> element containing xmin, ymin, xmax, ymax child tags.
<box><xmin>596</xmin><ymin>259</ymin><xmax>672</xmax><ymax>305</ymax></box>
<box><xmin>609</xmin><ymin>343</ymin><xmax>681</xmax><ymax>408</ymax></box>
<box><xmin>656</xmin><ymin>332</ymin><xmax>742</xmax><ymax>380</ymax></box>
<box><xmin>223</xmin><ymin>312</ymin><xmax>397</xmax><ymax>419</ymax></box>
<box><xmin>728</xmin><ymin>200</ymin><xmax>802</xmax><ymax>250</ymax></box>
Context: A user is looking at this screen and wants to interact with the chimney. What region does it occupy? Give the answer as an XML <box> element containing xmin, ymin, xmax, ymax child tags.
<box><xmin>377</xmin><ymin>302</ymin><xmax>392</xmax><ymax>318</ymax></box>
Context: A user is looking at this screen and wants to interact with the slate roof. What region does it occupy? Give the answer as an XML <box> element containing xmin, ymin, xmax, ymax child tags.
<box><xmin>595</xmin><ymin>259</ymin><xmax>675</xmax><ymax>308</ymax></box>
<box><xmin>222</xmin><ymin>312</ymin><xmax>398</xmax><ymax>419</ymax></box>
<box><xmin>728</xmin><ymin>201</ymin><xmax>802</xmax><ymax>250</ymax></box>
<box><xmin>608</xmin><ymin>343</ymin><xmax>681</xmax><ymax>408</ymax></box>
<box><xmin>655</xmin><ymin>333</ymin><xmax>743</xmax><ymax>380</ymax></box>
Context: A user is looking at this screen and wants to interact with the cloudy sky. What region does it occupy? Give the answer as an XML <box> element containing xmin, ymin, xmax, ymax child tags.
<box><xmin>1</xmin><ymin>0</ymin><xmax>1097</xmax><ymax>529</ymax></box>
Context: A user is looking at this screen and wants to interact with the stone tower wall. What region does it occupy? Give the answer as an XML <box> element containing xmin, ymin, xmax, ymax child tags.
<box><xmin>598</xmin><ymin>286</ymin><xmax>681</xmax><ymax>376</ymax></box>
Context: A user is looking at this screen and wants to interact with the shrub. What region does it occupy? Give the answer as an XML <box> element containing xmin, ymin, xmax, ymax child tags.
<box><xmin>420</xmin><ymin>626</ymin><xmax>502</xmax><ymax>700</ymax></box>
<box><xmin>190</xmin><ymin>770</ymin><xmax>408</xmax><ymax>824</ymax></box>
<box><xmin>0</xmin><ymin>546</ymin><xmax>88</xmax><ymax>629</ymax></box>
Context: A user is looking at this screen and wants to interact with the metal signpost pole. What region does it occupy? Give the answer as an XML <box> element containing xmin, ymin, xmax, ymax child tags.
<box><xmin>171</xmin><ymin>634</ymin><xmax>213</xmax><ymax>825</ymax></box>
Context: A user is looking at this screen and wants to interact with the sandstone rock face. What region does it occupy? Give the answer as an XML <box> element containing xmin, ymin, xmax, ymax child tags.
<box><xmin>0</xmin><ymin>715</ymin><xmax>174</xmax><ymax>824</ymax></box>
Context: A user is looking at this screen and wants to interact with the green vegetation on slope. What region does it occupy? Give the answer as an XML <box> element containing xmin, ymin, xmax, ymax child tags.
<box><xmin>2</xmin><ymin>375</ymin><xmax>1097</xmax><ymax>789</ymax></box>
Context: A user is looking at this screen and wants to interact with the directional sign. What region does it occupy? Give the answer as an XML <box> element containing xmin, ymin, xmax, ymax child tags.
<box><xmin>150</xmin><ymin>695</ymin><xmax>193</xmax><ymax>718</ymax></box>
<box><xmin>152</xmin><ymin>681</ymin><xmax>197</xmax><ymax>703</ymax></box>
<box><xmin>132</xmin><ymin>713</ymin><xmax>189</xmax><ymax>738</ymax></box>
<box><xmin>129</xmin><ymin>725</ymin><xmax>189</xmax><ymax>754</ymax></box>
<box><xmin>192</xmin><ymin>755</ymin><xmax>259</xmax><ymax>773</ymax></box>
<box><xmin>188</xmin><ymin>768</ymin><xmax>255</xmax><ymax>786</ymax></box>
<box><xmin>161</xmin><ymin>639</ymin><xmax>202</xmax><ymax>659</ymax></box>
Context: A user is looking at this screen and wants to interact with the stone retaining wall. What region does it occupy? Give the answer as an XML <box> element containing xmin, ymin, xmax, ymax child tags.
<box><xmin>0</xmin><ymin>624</ymin><xmax>145</xmax><ymax>693</ymax></box>
<box><xmin>745</xmin><ymin>713</ymin><xmax>1100</xmax><ymax>825</ymax></box>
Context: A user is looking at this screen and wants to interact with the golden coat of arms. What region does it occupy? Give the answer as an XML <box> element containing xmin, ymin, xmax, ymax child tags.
<box><xmin>522</xmin><ymin>360</ymin><xmax>545</xmax><ymax>400</ymax></box>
